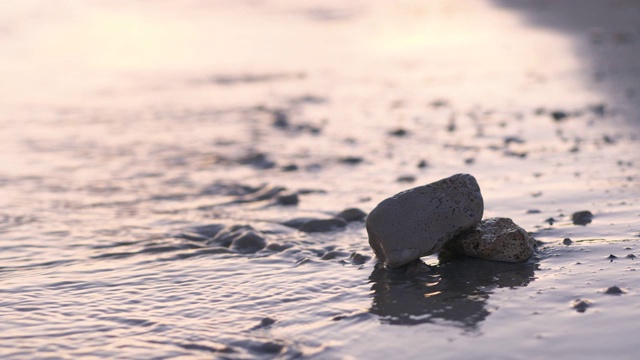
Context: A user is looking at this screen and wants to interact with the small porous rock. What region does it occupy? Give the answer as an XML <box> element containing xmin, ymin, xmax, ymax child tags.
<box><xmin>563</xmin><ymin>237</ymin><xmax>573</xmax><ymax>245</ymax></box>
<box><xmin>366</xmin><ymin>173</ymin><xmax>483</xmax><ymax>268</ymax></box>
<box><xmin>336</xmin><ymin>208</ymin><xmax>367</xmax><ymax>222</ymax></box>
<box><xmin>445</xmin><ymin>218</ymin><xmax>537</xmax><ymax>262</ymax></box>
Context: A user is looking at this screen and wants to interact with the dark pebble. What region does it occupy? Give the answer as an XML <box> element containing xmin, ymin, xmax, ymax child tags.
<box><xmin>230</xmin><ymin>230</ymin><xmax>266</xmax><ymax>254</ymax></box>
<box><xmin>258</xmin><ymin>342</ymin><xmax>284</xmax><ymax>354</ymax></box>
<box><xmin>336</xmin><ymin>208</ymin><xmax>367</xmax><ymax>222</ymax></box>
<box><xmin>572</xmin><ymin>298</ymin><xmax>592</xmax><ymax>313</ymax></box>
<box><xmin>417</xmin><ymin>159</ymin><xmax>428</xmax><ymax>168</ymax></box>
<box><xmin>281</xmin><ymin>164</ymin><xmax>298</xmax><ymax>172</ymax></box>
<box><xmin>526</xmin><ymin>209</ymin><xmax>541</xmax><ymax>214</ymax></box>
<box><xmin>571</xmin><ymin>211</ymin><xmax>593</xmax><ymax>225</ymax></box>
<box><xmin>626</xmin><ymin>254</ymin><xmax>636</xmax><ymax>259</ymax></box>
<box><xmin>209</xmin><ymin>225</ymin><xmax>254</xmax><ymax>247</ymax></box>
<box><xmin>281</xmin><ymin>217</ymin><xmax>317</xmax><ymax>229</ymax></box>
<box><xmin>272</xmin><ymin>110</ymin><xmax>289</xmax><ymax>128</ymax></box>
<box><xmin>563</xmin><ymin>238</ymin><xmax>573</xmax><ymax>245</ymax></box>
<box><xmin>260</xmin><ymin>317</ymin><xmax>276</xmax><ymax>327</ymax></box>
<box><xmin>320</xmin><ymin>251</ymin><xmax>349</xmax><ymax>260</ymax></box>
<box><xmin>350</xmin><ymin>252</ymin><xmax>371</xmax><ymax>265</ymax></box>
<box><xmin>276</xmin><ymin>194</ymin><xmax>299</xmax><ymax>206</ymax></box>
<box><xmin>388</xmin><ymin>128</ymin><xmax>408</xmax><ymax>137</ymax></box>
<box><xmin>396</xmin><ymin>175</ymin><xmax>416</xmax><ymax>183</ymax></box>
<box><xmin>266</xmin><ymin>243</ymin><xmax>292</xmax><ymax>252</ymax></box>
<box><xmin>504</xmin><ymin>150</ymin><xmax>527</xmax><ymax>158</ymax></box>
<box><xmin>340</xmin><ymin>156</ymin><xmax>364</xmax><ymax>165</ymax></box>
<box><xmin>591</xmin><ymin>104</ymin><xmax>606</xmax><ymax>117</ymax></box>
<box><xmin>545</xmin><ymin>217</ymin><xmax>555</xmax><ymax>225</ymax></box>
<box><xmin>299</xmin><ymin>218</ymin><xmax>347</xmax><ymax>233</ymax></box>
<box><xmin>551</xmin><ymin>111</ymin><xmax>568</xmax><ymax>121</ymax></box>
<box><xmin>604</xmin><ymin>286</ymin><xmax>625</xmax><ymax>295</ymax></box>
<box><xmin>608</xmin><ymin>254</ymin><xmax>618</xmax><ymax>260</ymax></box>
<box><xmin>504</xmin><ymin>136</ymin><xmax>525</xmax><ymax>145</ymax></box>
<box><xmin>238</xmin><ymin>152</ymin><xmax>276</xmax><ymax>169</ymax></box>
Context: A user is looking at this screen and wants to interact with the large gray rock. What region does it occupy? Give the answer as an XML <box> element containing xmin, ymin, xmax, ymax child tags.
<box><xmin>444</xmin><ymin>217</ymin><xmax>536</xmax><ymax>262</ymax></box>
<box><xmin>366</xmin><ymin>173</ymin><xmax>484</xmax><ymax>268</ymax></box>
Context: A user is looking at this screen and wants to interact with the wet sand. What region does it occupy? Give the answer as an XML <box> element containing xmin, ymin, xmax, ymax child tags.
<box><xmin>0</xmin><ymin>1</ymin><xmax>639</xmax><ymax>359</ymax></box>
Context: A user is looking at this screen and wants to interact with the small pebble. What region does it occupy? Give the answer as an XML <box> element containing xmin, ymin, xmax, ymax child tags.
<box><xmin>626</xmin><ymin>254</ymin><xmax>636</xmax><ymax>259</ymax></box>
<box><xmin>251</xmin><ymin>317</ymin><xmax>277</xmax><ymax>330</ymax></box>
<box><xmin>230</xmin><ymin>230</ymin><xmax>266</xmax><ymax>254</ymax></box>
<box><xmin>281</xmin><ymin>164</ymin><xmax>298</xmax><ymax>172</ymax></box>
<box><xmin>608</xmin><ymin>254</ymin><xmax>618</xmax><ymax>260</ymax></box>
<box><xmin>336</xmin><ymin>208</ymin><xmax>367</xmax><ymax>222</ymax></box>
<box><xmin>551</xmin><ymin>111</ymin><xmax>568</xmax><ymax>121</ymax></box>
<box><xmin>272</xmin><ymin>110</ymin><xmax>289</xmax><ymax>128</ymax></box>
<box><xmin>339</xmin><ymin>156</ymin><xmax>363</xmax><ymax>165</ymax></box>
<box><xmin>300</xmin><ymin>218</ymin><xmax>348</xmax><ymax>233</ymax></box>
<box><xmin>563</xmin><ymin>238</ymin><xmax>573</xmax><ymax>245</ymax></box>
<box><xmin>320</xmin><ymin>251</ymin><xmax>349</xmax><ymax>260</ymax></box>
<box><xmin>396</xmin><ymin>175</ymin><xmax>416</xmax><ymax>183</ymax></box>
<box><xmin>417</xmin><ymin>160</ymin><xmax>428</xmax><ymax>168</ymax></box>
<box><xmin>572</xmin><ymin>298</ymin><xmax>592</xmax><ymax>313</ymax></box>
<box><xmin>276</xmin><ymin>193</ymin><xmax>299</xmax><ymax>206</ymax></box>
<box><xmin>349</xmin><ymin>252</ymin><xmax>371</xmax><ymax>265</ymax></box>
<box><xmin>209</xmin><ymin>225</ymin><xmax>253</xmax><ymax>247</ymax></box>
<box><xmin>266</xmin><ymin>243</ymin><xmax>292</xmax><ymax>252</ymax></box>
<box><xmin>572</xmin><ymin>210</ymin><xmax>593</xmax><ymax>225</ymax></box>
<box><xmin>604</xmin><ymin>286</ymin><xmax>625</xmax><ymax>295</ymax></box>
<box><xmin>281</xmin><ymin>217</ymin><xmax>317</xmax><ymax>229</ymax></box>
<box><xmin>526</xmin><ymin>209</ymin><xmax>541</xmax><ymax>214</ymax></box>
<box><xmin>388</xmin><ymin>128</ymin><xmax>409</xmax><ymax>137</ymax></box>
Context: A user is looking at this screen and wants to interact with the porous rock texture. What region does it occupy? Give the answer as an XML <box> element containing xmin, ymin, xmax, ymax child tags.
<box><xmin>444</xmin><ymin>217</ymin><xmax>536</xmax><ymax>262</ymax></box>
<box><xmin>366</xmin><ymin>173</ymin><xmax>484</xmax><ymax>268</ymax></box>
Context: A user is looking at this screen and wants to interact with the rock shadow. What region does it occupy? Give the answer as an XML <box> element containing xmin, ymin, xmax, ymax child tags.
<box><xmin>368</xmin><ymin>253</ymin><xmax>537</xmax><ymax>330</ymax></box>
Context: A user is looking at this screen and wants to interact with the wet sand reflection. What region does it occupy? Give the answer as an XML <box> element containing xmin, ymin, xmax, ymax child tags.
<box><xmin>369</xmin><ymin>254</ymin><xmax>538</xmax><ymax>329</ymax></box>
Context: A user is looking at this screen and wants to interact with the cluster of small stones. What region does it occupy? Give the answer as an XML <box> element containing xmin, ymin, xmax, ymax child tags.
<box><xmin>366</xmin><ymin>173</ymin><xmax>537</xmax><ymax>268</ymax></box>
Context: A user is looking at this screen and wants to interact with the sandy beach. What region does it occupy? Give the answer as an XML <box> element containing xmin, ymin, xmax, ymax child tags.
<box><xmin>1</xmin><ymin>1</ymin><xmax>639</xmax><ymax>358</ymax></box>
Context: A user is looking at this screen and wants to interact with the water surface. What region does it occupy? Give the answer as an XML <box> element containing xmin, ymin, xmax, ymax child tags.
<box><xmin>1</xmin><ymin>1</ymin><xmax>639</xmax><ymax>359</ymax></box>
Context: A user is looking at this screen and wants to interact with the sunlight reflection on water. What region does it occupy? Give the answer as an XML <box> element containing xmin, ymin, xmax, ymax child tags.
<box><xmin>0</xmin><ymin>0</ymin><xmax>639</xmax><ymax>359</ymax></box>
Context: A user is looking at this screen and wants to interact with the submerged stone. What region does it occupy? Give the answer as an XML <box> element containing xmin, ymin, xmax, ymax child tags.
<box><xmin>366</xmin><ymin>173</ymin><xmax>484</xmax><ymax>268</ymax></box>
<box><xmin>230</xmin><ymin>230</ymin><xmax>266</xmax><ymax>254</ymax></box>
<box><xmin>299</xmin><ymin>218</ymin><xmax>347</xmax><ymax>233</ymax></box>
<box><xmin>336</xmin><ymin>208</ymin><xmax>367</xmax><ymax>222</ymax></box>
<box><xmin>207</xmin><ymin>225</ymin><xmax>266</xmax><ymax>253</ymax></box>
<box><xmin>276</xmin><ymin>193</ymin><xmax>299</xmax><ymax>206</ymax></box>
<box><xmin>445</xmin><ymin>217</ymin><xmax>537</xmax><ymax>263</ymax></box>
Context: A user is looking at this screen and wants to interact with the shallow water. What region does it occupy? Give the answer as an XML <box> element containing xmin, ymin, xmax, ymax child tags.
<box><xmin>1</xmin><ymin>1</ymin><xmax>639</xmax><ymax>359</ymax></box>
